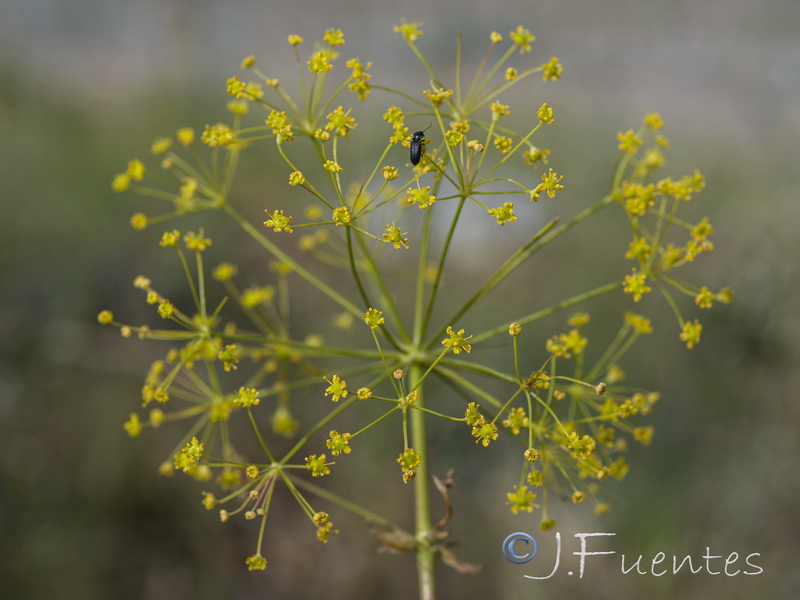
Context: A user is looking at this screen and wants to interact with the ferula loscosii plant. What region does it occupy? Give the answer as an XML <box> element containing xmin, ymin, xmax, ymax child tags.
<box><xmin>102</xmin><ymin>21</ymin><xmax>732</xmax><ymax>599</ymax></box>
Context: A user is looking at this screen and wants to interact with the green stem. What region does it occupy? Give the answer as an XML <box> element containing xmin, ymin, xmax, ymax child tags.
<box><xmin>420</xmin><ymin>197</ymin><xmax>467</xmax><ymax>341</ymax></box>
<box><xmin>352</xmin><ymin>228</ymin><xmax>410</xmax><ymax>345</ymax></box>
<box><xmin>409</xmin><ymin>363</ymin><xmax>436</xmax><ymax>600</ymax></box>
<box><xmin>413</xmin><ymin>206</ymin><xmax>434</xmax><ymax>347</ymax></box>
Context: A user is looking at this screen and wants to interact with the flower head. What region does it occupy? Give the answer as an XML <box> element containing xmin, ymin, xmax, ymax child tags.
<box><xmin>464</xmin><ymin>402</ymin><xmax>481</xmax><ymax>426</ymax></box>
<box><xmin>490</xmin><ymin>101</ymin><xmax>511</xmax><ymax>118</ymax></box>
<box><xmin>305</xmin><ymin>454</ymin><xmax>331</xmax><ymax>477</ymax></box>
<box><xmin>150</xmin><ymin>136</ymin><xmax>172</xmax><ymax>155</ymax></box>
<box><xmin>246</xmin><ymin>554</ymin><xmax>267</xmax><ymax>571</ymax></box>
<box><xmin>383</xmin><ymin>223</ymin><xmax>409</xmax><ymax>249</ymax></box>
<box><xmin>471</xmin><ymin>416</ymin><xmax>498</xmax><ymax>447</ymax></box>
<box><xmin>537</xmin><ymin>103</ymin><xmax>554</xmax><ymax>124</ymax></box>
<box><xmin>623</xmin><ymin>270</ymin><xmax>652</xmax><ymax>302</ymax></box>
<box><xmin>183</xmin><ymin>230</ymin><xmax>212</xmax><ymax>252</ymax></box>
<box><xmin>364</xmin><ymin>308</ymin><xmax>385</xmax><ymax>329</ymax></box>
<box><xmin>176</xmin><ymin>127</ymin><xmax>195</xmax><ymax>146</ymax></box>
<box><xmin>332</xmin><ymin>206</ymin><xmax>350</xmax><ymax>225</ymax></box>
<box><xmin>423</xmin><ymin>87</ymin><xmax>453</xmax><ymax>108</ymax></box>
<box><xmin>566</xmin><ymin>432</ymin><xmax>596</xmax><ymax>460</ymax></box>
<box><xmin>393</xmin><ymin>20</ymin><xmax>423</xmax><ymax>42</ymax></box>
<box><xmin>680</xmin><ymin>319</ymin><xmax>702</xmax><ymax>349</ymax></box>
<box><xmin>308</xmin><ymin>49</ymin><xmax>335</xmax><ymax>73</ymax></box>
<box><xmin>263</xmin><ymin>209</ymin><xmax>293</xmax><ymax>233</ymax></box>
<box><xmin>507</xmin><ymin>485</ymin><xmax>537</xmax><ymax>514</ymax></box>
<box><xmin>324</xmin><ymin>160</ymin><xmax>343</xmax><ymax>174</ymax></box>
<box><xmin>346</xmin><ymin>58</ymin><xmax>372</xmax><ymax>100</ymax></box>
<box><xmin>541</xmin><ymin>57</ymin><xmax>564</xmax><ymax>81</ymax></box>
<box><xmin>123</xmin><ymin>413</ymin><xmax>141</xmax><ymax>438</ymax></box>
<box><xmin>234</xmin><ymin>387</ymin><xmax>260</xmax><ymax>408</ymax></box>
<box><xmin>326</xmin><ymin>430</ymin><xmax>352</xmax><ymax>456</ymax></box>
<box><xmin>323</xmin><ymin>28</ymin><xmax>345</xmax><ymax>46</ymax></box>
<box><xmin>406</xmin><ymin>187</ymin><xmax>436</xmax><ymax>209</ymax></box>
<box><xmin>211</xmin><ymin>263</ymin><xmax>239</xmax><ymax>281</ymax></box>
<box><xmin>397</xmin><ymin>448</ymin><xmax>422</xmax><ymax>474</ymax></box>
<box><xmin>502</xmin><ymin>407</ymin><xmax>529</xmax><ymax>435</ymax></box>
<box><xmin>158</xmin><ymin>229</ymin><xmax>181</xmax><ymax>248</ymax></box>
<box><xmin>493</xmin><ymin>135</ymin><xmax>513</xmax><ymax>153</ymax></box>
<box><xmin>695</xmin><ymin>286</ymin><xmax>714</xmax><ymax>309</ymax></box>
<box><xmin>324</xmin><ymin>375</ymin><xmax>348</xmax><ymax>402</ymax></box>
<box><xmin>174</xmin><ymin>437</ymin><xmax>204</xmax><ymax>472</ymax></box>
<box><xmin>524</xmin><ymin>448</ymin><xmax>541</xmax><ymax>462</ymax></box>
<box><xmin>617</xmin><ymin>129</ymin><xmax>642</xmax><ymax>154</ymax></box>
<box><xmin>487</xmin><ymin>202</ymin><xmax>517</xmax><ymax>226</ymax></box>
<box><xmin>510</xmin><ymin>25</ymin><xmax>535</xmax><ymax>53</ymax></box>
<box><xmin>217</xmin><ymin>344</ymin><xmax>239</xmax><ymax>372</ymax></box>
<box><xmin>325</xmin><ymin>106</ymin><xmax>357</xmax><ymax>138</ymax></box>
<box><xmin>201</xmin><ymin>123</ymin><xmax>234</xmax><ymax>147</ymax></box>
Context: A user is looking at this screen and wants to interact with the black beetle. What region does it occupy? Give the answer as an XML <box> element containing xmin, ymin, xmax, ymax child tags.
<box><xmin>409</xmin><ymin>123</ymin><xmax>431</xmax><ymax>166</ymax></box>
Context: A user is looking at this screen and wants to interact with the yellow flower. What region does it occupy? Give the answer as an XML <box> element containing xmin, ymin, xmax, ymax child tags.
<box><xmin>263</xmin><ymin>209</ymin><xmax>293</xmax><ymax>233</ymax></box>
<box><xmin>541</xmin><ymin>57</ymin><xmax>564</xmax><ymax>81</ymax></box>
<box><xmin>506</xmin><ymin>485</ymin><xmax>537</xmax><ymax>514</ymax></box>
<box><xmin>364</xmin><ymin>308</ymin><xmax>385</xmax><ymax>329</ymax></box>
<box><xmin>325</xmin><ymin>106</ymin><xmax>357</xmax><ymax>138</ymax></box>
<box><xmin>695</xmin><ymin>286</ymin><xmax>714</xmax><ymax>309</ymax></box>
<box><xmin>510</xmin><ymin>25</ymin><xmax>535</xmax><ymax>53</ymax></box>
<box><xmin>332</xmin><ymin>206</ymin><xmax>350</xmax><ymax>225</ymax></box>
<box><xmin>406</xmin><ymin>186</ymin><xmax>436</xmax><ymax>209</ymax></box>
<box><xmin>246</xmin><ymin>554</ymin><xmax>267</xmax><ymax>570</ymax></box>
<box><xmin>323</xmin><ymin>28</ymin><xmax>345</xmax><ymax>46</ymax></box>
<box><xmin>471</xmin><ymin>417</ymin><xmax>498</xmax><ymax>447</ymax></box>
<box><xmin>393</xmin><ymin>20</ymin><xmax>424</xmax><ymax>42</ymax></box>
<box><xmin>680</xmin><ymin>319</ymin><xmax>702</xmax><ymax>349</ymax></box>
<box><xmin>176</xmin><ymin>127</ymin><xmax>195</xmax><ymax>146</ymax></box>
<box><xmin>150</xmin><ymin>136</ymin><xmax>172</xmax><ymax>155</ymax></box>
<box><xmin>324</xmin><ymin>375</ymin><xmax>348</xmax><ymax>402</ymax></box>
<box><xmin>487</xmin><ymin>202</ymin><xmax>517</xmax><ymax>226</ymax></box>
<box><xmin>201</xmin><ymin>123</ymin><xmax>234</xmax><ymax>147</ymax></box>
<box><xmin>383</xmin><ymin>223</ymin><xmax>409</xmax><ymax>249</ymax></box>
<box><xmin>324</xmin><ymin>160</ymin><xmax>343</xmax><ymax>173</ymax></box>
<box><xmin>617</xmin><ymin>129</ymin><xmax>642</xmax><ymax>154</ymax></box>
<box><xmin>537</xmin><ymin>103</ymin><xmax>554</xmax><ymax>124</ymax></box>
<box><xmin>305</xmin><ymin>454</ymin><xmax>331</xmax><ymax>477</ymax></box>
<box><xmin>623</xmin><ymin>270</ymin><xmax>652</xmax><ymax>302</ymax></box>
<box><xmin>442</xmin><ymin>326</ymin><xmax>472</xmax><ymax>354</ymax></box>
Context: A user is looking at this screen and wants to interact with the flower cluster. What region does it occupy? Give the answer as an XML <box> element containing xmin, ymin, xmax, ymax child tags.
<box><xmin>103</xmin><ymin>23</ymin><xmax>731</xmax><ymax>580</ymax></box>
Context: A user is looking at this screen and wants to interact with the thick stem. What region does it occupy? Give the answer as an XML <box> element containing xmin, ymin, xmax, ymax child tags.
<box><xmin>409</xmin><ymin>363</ymin><xmax>436</xmax><ymax>600</ymax></box>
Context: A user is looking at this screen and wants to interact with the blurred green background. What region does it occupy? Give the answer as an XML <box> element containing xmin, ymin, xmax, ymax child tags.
<box><xmin>1</xmin><ymin>0</ymin><xmax>798</xmax><ymax>598</ymax></box>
